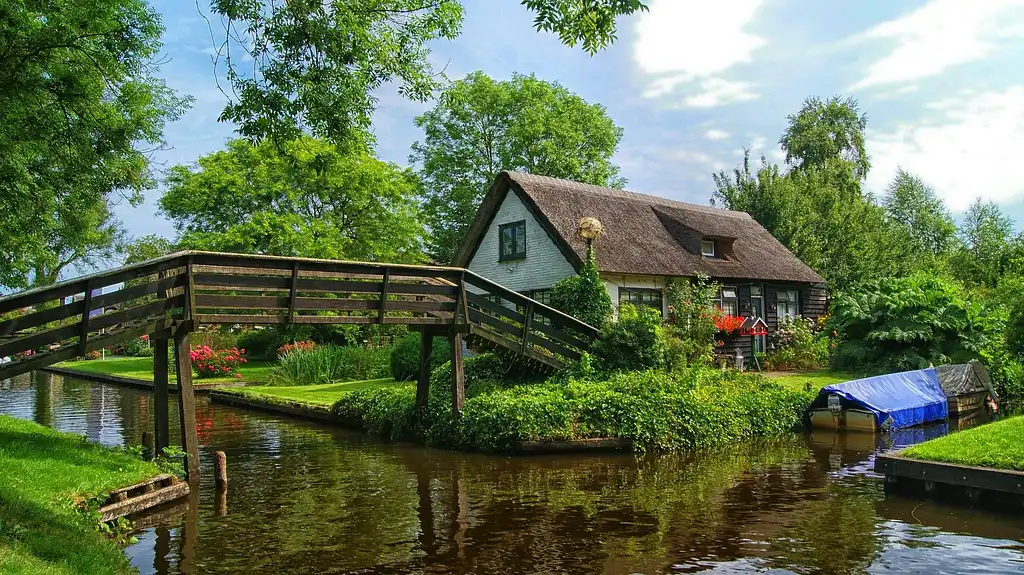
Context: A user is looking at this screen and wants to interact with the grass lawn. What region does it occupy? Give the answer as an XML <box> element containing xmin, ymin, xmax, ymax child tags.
<box><xmin>902</xmin><ymin>416</ymin><xmax>1024</xmax><ymax>471</ymax></box>
<box><xmin>56</xmin><ymin>356</ymin><xmax>273</xmax><ymax>384</ymax></box>
<box><xmin>0</xmin><ymin>415</ymin><xmax>162</xmax><ymax>574</ymax></box>
<box><xmin>763</xmin><ymin>370</ymin><xmax>860</xmax><ymax>392</ymax></box>
<box><xmin>221</xmin><ymin>378</ymin><xmax>403</xmax><ymax>408</ymax></box>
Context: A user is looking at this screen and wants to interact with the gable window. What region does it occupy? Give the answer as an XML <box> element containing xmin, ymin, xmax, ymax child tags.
<box><xmin>701</xmin><ymin>239</ymin><xmax>717</xmax><ymax>258</ymax></box>
<box><xmin>530</xmin><ymin>289</ymin><xmax>552</xmax><ymax>305</ymax></box>
<box><xmin>620</xmin><ymin>288</ymin><xmax>663</xmax><ymax>315</ymax></box>
<box><xmin>499</xmin><ymin>220</ymin><xmax>527</xmax><ymax>261</ymax></box>
<box><xmin>716</xmin><ymin>286</ymin><xmax>739</xmax><ymax>316</ymax></box>
<box><xmin>777</xmin><ymin>289</ymin><xmax>800</xmax><ymax>320</ymax></box>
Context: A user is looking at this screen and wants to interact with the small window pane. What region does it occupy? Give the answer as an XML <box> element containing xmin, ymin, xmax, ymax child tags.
<box><xmin>750</xmin><ymin>286</ymin><xmax>762</xmax><ymax>297</ymax></box>
<box><xmin>701</xmin><ymin>240</ymin><xmax>716</xmax><ymax>257</ymax></box>
<box><xmin>722</xmin><ymin>300</ymin><xmax>738</xmax><ymax>316</ymax></box>
<box><xmin>721</xmin><ymin>288</ymin><xmax>737</xmax><ymax>299</ymax></box>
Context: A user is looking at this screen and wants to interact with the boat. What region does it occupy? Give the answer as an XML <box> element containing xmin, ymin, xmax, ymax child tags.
<box><xmin>936</xmin><ymin>360</ymin><xmax>998</xmax><ymax>416</ymax></box>
<box><xmin>807</xmin><ymin>368</ymin><xmax>948</xmax><ymax>432</ymax></box>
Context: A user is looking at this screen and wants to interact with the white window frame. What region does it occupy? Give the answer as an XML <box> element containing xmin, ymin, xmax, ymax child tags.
<box><xmin>701</xmin><ymin>239</ymin><xmax>716</xmax><ymax>257</ymax></box>
<box><xmin>777</xmin><ymin>289</ymin><xmax>800</xmax><ymax>320</ymax></box>
<box><xmin>716</xmin><ymin>286</ymin><xmax>739</xmax><ymax>316</ymax></box>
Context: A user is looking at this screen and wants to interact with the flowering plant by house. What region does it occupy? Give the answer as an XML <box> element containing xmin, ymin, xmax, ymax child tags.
<box><xmin>714</xmin><ymin>315</ymin><xmax>746</xmax><ymax>335</ymax></box>
<box><xmin>277</xmin><ymin>340</ymin><xmax>315</xmax><ymax>356</ymax></box>
<box><xmin>190</xmin><ymin>345</ymin><xmax>247</xmax><ymax>379</ymax></box>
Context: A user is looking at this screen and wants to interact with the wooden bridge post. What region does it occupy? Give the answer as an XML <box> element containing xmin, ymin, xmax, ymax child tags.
<box><xmin>152</xmin><ymin>335</ymin><xmax>170</xmax><ymax>454</ymax></box>
<box><xmin>416</xmin><ymin>328</ymin><xmax>434</xmax><ymax>411</ymax></box>
<box><xmin>174</xmin><ymin>320</ymin><xmax>200</xmax><ymax>483</ymax></box>
<box><xmin>450</xmin><ymin>331</ymin><xmax>464</xmax><ymax>415</ymax></box>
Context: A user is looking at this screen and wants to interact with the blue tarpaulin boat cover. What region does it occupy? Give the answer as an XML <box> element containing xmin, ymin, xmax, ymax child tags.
<box><xmin>812</xmin><ymin>368</ymin><xmax>948</xmax><ymax>429</ymax></box>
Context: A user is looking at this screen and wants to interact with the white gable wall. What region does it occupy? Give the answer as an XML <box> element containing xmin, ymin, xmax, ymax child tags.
<box><xmin>466</xmin><ymin>190</ymin><xmax>577</xmax><ymax>294</ymax></box>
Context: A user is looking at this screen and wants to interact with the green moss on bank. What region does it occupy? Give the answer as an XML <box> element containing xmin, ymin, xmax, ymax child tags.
<box><xmin>332</xmin><ymin>355</ymin><xmax>815</xmax><ymax>452</ymax></box>
<box><xmin>220</xmin><ymin>378</ymin><xmax>401</xmax><ymax>407</ymax></box>
<box><xmin>57</xmin><ymin>356</ymin><xmax>273</xmax><ymax>384</ymax></box>
<box><xmin>0</xmin><ymin>415</ymin><xmax>162</xmax><ymax>574</ymax></box>
<box><xmin>764</xmin><ymin>370</ymin><xmax>861</xmax><ymax>392</ymax></box>
<box><xmin>902</xmin><ymin>416</ymin><xmax>1024</xmax><ymax>471</ymax></box>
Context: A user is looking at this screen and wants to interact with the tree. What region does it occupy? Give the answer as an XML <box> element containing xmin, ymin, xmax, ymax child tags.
<box><xmin>412</xmin><ymin>71</ymin><xmax>625</xmax><ymax>262</ymax></box>
<box><xmin>551</xmin><ymin>246</ymin><xmax>612</xmax><ymax>328</ymax></box>
<box><xmin>209</xmin><ymin>0</ymin><xmax>646</xmax><ymax>146</ymax></box>
<box><xmin>0</xmin><ymin>0</ymin><xmax>191</xmax><ymax>289</ymax></box>
<box><xmin>882</xmin><ymin>169</ymin><xmax>956</xmax><ymax>257</ymax></box>
<box><xmin>123</xmin><ymin>235</ymin><xmax>177</xmax><ymax>266</ymax></box>
<box><xmin>780</xmin><ymin>96</ymin><xmax>870</xmax><ymax>180</ymax></box>
<box><xmin>950</xmin><ymin>198</ymin><xmax>1016</xmax><ymax>288</ymax></box>
<box><xmin>159</xmin><ymin>137</ymin><xmax>425</xmax><ymax>263</ymax></box>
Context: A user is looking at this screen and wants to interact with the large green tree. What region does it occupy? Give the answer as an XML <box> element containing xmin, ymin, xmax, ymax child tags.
<box><xmin>0</xmin><ymin>0</ymin><xmax>191</xmax><ymax>288</ymax></box>
<box><xmin>209</xmin><ymin>0</ymin><xmax>647</xmax><ymax>146</ymax></box>
<box><xmin>159</xmin><ymin>137</ymin><xmax>425</xmax><ymax>263</ymax></box>
<box><xmin>950</xmin><ymin>198</ymin><xmax>1017</xmax><ymax>288</ymax></box>
<box><xmin>780</xmin><ymin>95</ymin><xmax>870</xmax><ymax>180</ymax></box>
<box><xmin>881</xmin><ymin>168</ymin><xmax>957</xmax><ymax>270</ymax></box>
<box><xmin>411</xmin><ymin>71</ymin><xmax>625</xmax><ymax>262</ymax></box>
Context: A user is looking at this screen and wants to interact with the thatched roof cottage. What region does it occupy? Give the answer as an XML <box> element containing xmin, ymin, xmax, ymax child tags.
<box><xmin>453</xmin><ymin>172</ymin><xmax>828</xmax><ymax>365</ymax></box>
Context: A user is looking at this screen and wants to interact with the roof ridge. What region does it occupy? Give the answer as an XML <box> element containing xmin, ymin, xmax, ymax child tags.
<box><xmin>504</xmin><ymin>171</ymin><xmax>751</xmax><ymax>220</ymax></box>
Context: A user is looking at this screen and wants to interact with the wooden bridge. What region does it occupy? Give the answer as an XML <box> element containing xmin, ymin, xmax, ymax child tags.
<box><xmin>0</xmin><ymin>251</ymin><xmax>599</xmax><ymax>481</ymax></box>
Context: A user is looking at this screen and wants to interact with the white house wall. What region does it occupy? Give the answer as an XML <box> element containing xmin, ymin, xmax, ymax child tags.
<box><xmin>465</xmin><ymin>190</ymin><xmax>577</xmax><ymax>294</ymax></box>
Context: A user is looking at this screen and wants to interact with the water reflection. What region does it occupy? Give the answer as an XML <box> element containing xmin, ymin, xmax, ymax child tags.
<box><xmin>2</xmin><ymin>372</ymin><xmax>1024</xmax><ymax>574</ymax></box>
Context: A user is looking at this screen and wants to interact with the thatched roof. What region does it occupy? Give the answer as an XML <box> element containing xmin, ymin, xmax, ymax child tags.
<box><xmin>453</xmin><ymin>171</ymin><xmax>826</xmax><ymax>284</ymax></box>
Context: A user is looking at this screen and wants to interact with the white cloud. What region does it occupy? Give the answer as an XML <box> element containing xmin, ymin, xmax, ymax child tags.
<box><xmin>705</xmin><ymin>129</ymin><xmax>730</xmax><ymax>140</ymax></box>
<box><xmin>866</xmin><ymin>86</ymin><xmax>1024</xmax><ymax>211</ymax></box>
<box><xmin>847</xmin><ymin>0</ymin><xmax>1024</xmax><ymax>90</ymax></box>
<box><xmin>634</xmin><ymin>0</ymin><xmax>764</xmax><ymax>106</ymax></box>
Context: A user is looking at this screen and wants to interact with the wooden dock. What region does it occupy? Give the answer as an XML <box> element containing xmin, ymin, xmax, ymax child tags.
<box><xmin>94</xmin><ymin>473</ymin><xmax>190</xmax><ymax>523</ymax></box>
<box><xmin>875</xmin><ymin>453</ymin><xmax>1024</xmax><ymax>507</ymax></box>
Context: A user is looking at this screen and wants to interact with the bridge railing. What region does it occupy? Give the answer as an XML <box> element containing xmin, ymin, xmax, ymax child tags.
<box><xmin>0</xmin><ymin>252</ymin><xmax>600</xmax><ymax>380</ymax></box>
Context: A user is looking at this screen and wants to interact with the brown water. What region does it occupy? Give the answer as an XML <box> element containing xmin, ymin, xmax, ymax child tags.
<box><xmin>3</xmin><ymin>371</ymin><xmax>1024</xmax><ymax>574</ymax></box>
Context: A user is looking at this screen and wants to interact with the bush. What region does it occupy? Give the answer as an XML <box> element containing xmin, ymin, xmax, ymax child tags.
<box><xmin>278</xmin><ymin>341</ymin><xmax>315</xmax><ymax>356</ymax></box>
<box><xmin>268</xmin><ymin>345</ymin><xmax>391</xmax><ymax>386</ymax></box>
<box><xmin>237</xmin><ymin>329</ymin><xmax>290</xmax><ymax>360</ymax></box>
<box><xmin>333</xmin><ymin>352</ymin><xmax>810</xmax><ymax>452</ymax></box>
<box><xmin>389</xmin><ymin>333</ymin><xmax>451</xmax><ymax>381</ymax></box>
<box><xmin>551</xmin><ymin>245</ymin><xmax>612</xmax><ymax>328</ymax></box>
<box><xmin>762</xmin><ymin>316</ymin><xmax>833</xmax><ymax>371</ymax></box>
<box><xmin>193</xmin><ymin>329</ymin><xmax>239</xmax><ymax>352</ymax></box>
<box><xmin>664</xmin><ymin>274</ymin><xmax>721</xmax><ymax>368</ymax></box>
<box><xmin>120</xmin><ymin>336</ymin><xmax>153</xmax><ymax>357</ymax></box>
<box><xmin>1008</xmin><ymin>299</ymin><xmax>1024</xmax><ymax>358</ymax></box>
<box><xmin>591</xmin><ymin>303</ymin><xmax>666</xmax><ymax>372</ymax></box>
<box><xmin>190</xmin><ymin>346</ymin><xmax>247</xmax><ymax>379</ymax></box>
<box><xmin>829</xmin><ymin>274</ymin><xmax>992</xmax><ymax>372</ymax></box>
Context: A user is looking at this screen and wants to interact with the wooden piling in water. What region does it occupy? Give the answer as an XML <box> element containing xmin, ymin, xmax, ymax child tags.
<box><xmin>214</xmin><ymin>451</ymin><xmax>228</xmax><ymax>489</ymax></box>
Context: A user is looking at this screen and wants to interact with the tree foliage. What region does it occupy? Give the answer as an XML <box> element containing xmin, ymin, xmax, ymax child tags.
<box><xmin>159</xmin><ymin>137</ymin><xmax>425</xmax><ymax>263</ymax></box>
<box><xmin>780</xmin><ymin>95</ymin><xmax>870</xmax><ymax>180</ymax></box>
<box><xmin>882</xmin><ymin>168</ymin><xmax>956</xmax><ymax>268</ymax></box>
<box><xmin>949</xmin><ymin>199</ymin><xmax>1018</xmax><ymax>288</ymax></box>
<box><xmin>550</xmin><ymin>246</ymin><xmax>613</xmax><ymax>328</ymax></box>
<box><xmin>208</xmin><ymin>0</ymin><xmax>645</xmax><ymax>146</ymax></box>
<box><xmin>0</xmin><ymin>0</ymin><xmax>190</xmax><ymax>288</ymax></box>
<box><xmin>664</xmin><ymin>274</ymin><xmax>721</xmax><ymax>368</ymax></box>
<box><xmin>413</xmin><ymin>71</ymin><xmax>625</xmax><ymax>261</ymax></box>
<box><xmin>123</xmin><ymin>235</ymin><xmax>176</xmax><ymax>265</ymax></box>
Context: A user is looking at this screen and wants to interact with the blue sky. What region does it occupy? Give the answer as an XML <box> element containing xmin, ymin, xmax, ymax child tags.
<box><xmin>132</xmin><ymin>0</ymin><xmax>1024</xmax><ymax>243</ymax></box>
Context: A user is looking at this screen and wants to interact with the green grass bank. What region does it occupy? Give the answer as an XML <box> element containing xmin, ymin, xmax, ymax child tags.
<box><xmin>56</xmin><ymin>356</ymin><xmax>273</xmax><ymax>384</ymax></box>
<box><xmin>764</xmin><ymin>370</ymin><xmax>860</xmax><ymax>392</ymax></box>
<box><xmin>218</xmin><ymin>378</ymin><xmax>401</xmax><ymax>408</ymax></box>
<box><xmin>902</xmin><ymin>416</ymin><xmax>1024</xmax><ymax>471</ymax></box>
<box><xmin>0</xmin><ymin>415</ymin><xmax>162</xmax><ymax>574</ymax></box>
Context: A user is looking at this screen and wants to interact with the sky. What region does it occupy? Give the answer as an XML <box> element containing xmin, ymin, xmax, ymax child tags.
<box><xmin>133</xmin><ymin>0</ymin><xmax>1024</xmax><ymax>243</ymax></box>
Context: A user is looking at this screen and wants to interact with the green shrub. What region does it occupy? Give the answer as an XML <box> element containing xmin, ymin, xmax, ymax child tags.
<box><xmin>829</xmin><ymin>274</ymin><xmax>993</xmax><ymax>372</ymax></box>
<box><xmin>762</xmin><ymin>316</ymin><xmax>833</xmax><ymax>371</ymax></box>
<box><xmin>389</xmin><ymin>333</ymin><xmax>451</xmax><ymax>381</ymax></box>
<box><xmin>591</xmin><ymin>303</ymin><xmax>666</xmax><ymax>372</ymax></box>
<box><xmin>551</xmin><ymin>245</ymin><xmax>612</xmax><ymax>328</ymax></box>
<box><xmin>664</xmin><ymin>274</ymin><xmax>721</xmax><ymax>368</ymax></box>
<box><xmin>268</xmin><ymin>345</ymin><xmax>391</xmax><ymax>386</ymax></box>
<box><xmin>237</xmin><ymin>329</ymin><xmax>290</xmax><ymax>360</ymax></box>
<box><xmin>333</xmin><ymin>385</ymin><xmax>419</xmax><ymax>440</ymax></box>
<box><xmin>1008</xmin><ymin>299</ymin><xmax>1024</xmax><ymax>358</ymax></box>
<box><xmin>193</xmin><ymin>330</ymin><xmax>240</xmax><ymax>352</ymax></box>
<box><xmin>120</xmin><ymin>336</ymin><xmax>153</xmax><ymax>357</ymax></box>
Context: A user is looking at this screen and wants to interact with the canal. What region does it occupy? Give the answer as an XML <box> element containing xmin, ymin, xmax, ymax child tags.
<box><xmin>3</xmin><ymin>371</ymin><xmax>1024</xmax><ymax>574</ymax></box>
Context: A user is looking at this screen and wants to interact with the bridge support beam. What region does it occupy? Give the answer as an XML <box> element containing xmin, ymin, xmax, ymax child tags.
<box><xmin>416</xmin><ymin>329</ymin><xmax>434</xmax><ymax>411</ymax></box>
<box><xmin>173</xmin><ymin>322</ymin><xmax>200</xmax><ymax>483</ymax></box>
<box><xmin>152</xmin><ymin>335</ymin><xmax>170</xmax><ymax>455</ymax></box>
<box><xmin>450</xmin><ymin>332</ymin><xmax>464</xmax><ymax>416</ymax></box>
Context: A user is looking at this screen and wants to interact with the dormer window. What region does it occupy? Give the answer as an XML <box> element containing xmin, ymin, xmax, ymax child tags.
<box><xmin>701</xmin><ymin>239</ymin><xmax>717</xmax><ymax>258</ymax></box>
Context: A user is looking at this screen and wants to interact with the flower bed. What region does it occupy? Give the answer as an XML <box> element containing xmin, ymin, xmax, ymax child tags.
<box><xmin>190</xmin><ymin>345</ymin><xmax>248</xmax><ymax>379</ymax></box>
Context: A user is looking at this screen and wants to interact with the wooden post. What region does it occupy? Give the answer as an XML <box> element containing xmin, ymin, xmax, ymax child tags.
<box><xmin>174</xmin><ymin>324</ymin><xmax>200</xmax><ymax>483</ymax></box>
<box><xmin>214</xmin><ymin>451</ymin><xmax>228</xmax><ymax>489</ymax></box>
<box><xmin>287</xmin><ymin>261</ymin><xmax>299</xmax><ymax>324</ymax></box>
<box><xmin>416</xmin><ymin>329</ymin><xmax>434</xmax><ymax>411</ymax></box>
<box><xmin>142</xmin><ymin>431</ymin><xmax>153</xmax><ymax>461</ymax></box>
<box><xmin>153</xmin><ymin>335</ymin><xmax>170</xmax><ymax>454</ymax></box>
<box><xmin>520</xmin><ymin>301</ymin><xmax>534</xmax><ymax>354</ymax></box>
<box><xmin>378</xmin><ymin>267</ymin><xmax>390</xmax><ymax>324</ymax></box>
<box><xmin>77</xmin><ymin>280</ymin><xmax>93</xmax><ymax>357</ymax></box>
<box><xmin>450</xmin><ymin>331</ymin><xmax>464</xmax><ymax>415</ymax></box>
